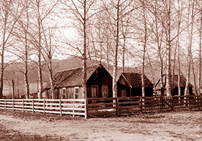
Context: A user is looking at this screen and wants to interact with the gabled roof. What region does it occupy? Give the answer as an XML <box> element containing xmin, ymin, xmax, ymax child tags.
<box><xmin>119</xmin><ymin>73</ymin><xmax>153</xmax><ymax>88</ymax></box>
<box><xmin>172</xmin><ymin>75</ymin><xmax>193</xmax><ymax>87</ymax></box>
<box><xmin>155</xmin><ymin>74</ymin><xmax>193</xmax><ymax>88</ymax></box>
<box><xmin>52</xmin><ymin>64</ymin><xmax>107</xmax><ymax>88</ymax></box>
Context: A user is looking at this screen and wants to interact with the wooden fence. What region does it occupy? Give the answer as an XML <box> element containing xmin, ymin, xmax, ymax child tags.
<box><xmin>0</xmin><ymin>99</ymin><xmax>87</xmax><ymax>119</ymax></box>
<box><xmin>86</xmin><ymin>95</ymin><xmax>202</xmax><ymax>118</ymax></box>
<box><xmin>0</xmin><ymin>95</ymin><xmax>201</xmax><ymax>119</ymax></box>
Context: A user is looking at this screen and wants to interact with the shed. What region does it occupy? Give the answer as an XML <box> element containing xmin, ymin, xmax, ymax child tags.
<box><xmin>45</xmin><ymin>64</ymin><xmax>113</xmax><ymax>99</ymax></box>
<box><xmin>155</xmin><ymin>74</ymin><xmax>193</xmax><ymax>96</ymax></box>
<box><xmin>117</xmin><ymin>73</ymin><xmax>153</xmax><ymax>97</ymax></box>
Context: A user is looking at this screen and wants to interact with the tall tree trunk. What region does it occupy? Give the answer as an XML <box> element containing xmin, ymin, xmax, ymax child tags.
<box><xmin>122</xmin><ymin>36</ymin><xmax>125</xmax><ymax>73</ymax></box>
<box><xmin>166</xmin><ymin>0</ymin><xmax>172</xmax><ymax>96</ymax></box>
<box><xmin>191</xmin><ymin>54</ymin><xmax>197</xmax><ymax>95</ymax></box>
<box><xmin>37</xmin><ymin>0</ymin><xmax>43</xmax><ymax>99</ymax></box>
<box><xmin>141</xmin><ymin>0</ymin><xmax>147</xmax><ymax>97</ymax></box>
<box><xmin>49</xmin><ymin>58</ymin><xmax>54</xmax><ymax>99</ymax></box>
<box><xmin>0</xmin><ymin>5</ymin><xmax>9</xmax><ymax>99</ymax></box>
<box><xmin>184</xmin><ymin>1</ymin><xmax>194</xmax><ymax>96</ymax></box>
<box><xmin>154</xmin><ymin>0</ymin><xmax>164</xmax><ymax>96</ymax></box>
<box><xmin>25</xmin><ymin>1</ymin><xmax>29</xmax><ymax>99</ymax></box>
<box><xmin>113</xmin><ymin>0</ymin><xmax>120</xmax><ymax>98</ymax></box>
<box><xmin>48</xmin><ymin>29</ymin><xmax>54</xmax><ymax>99</ymax></box>
<box><xmin>83</xmin><ymin>0</ymin><xmax>87</xmax><ymax>99</ymax></box>
<box><xmin>147</xmin><ymin>51</ymin><xmax>156</xmax><ymax>93</ymax></box>
<box><xmin>198</xmin><ymin>7</ymin><xmax>202</xmax><ymax>95</ymax></box>
<box><xmin>177</xmin><ymin>0</ymin><xmax>181</xmax><ymax>96</ymax></box>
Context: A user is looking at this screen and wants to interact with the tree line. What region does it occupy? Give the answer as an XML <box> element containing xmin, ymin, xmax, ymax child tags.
<box><xmin>0</xmin><ymin>0</ymin><xmax>201</xmax><ymax>99</ymax></box>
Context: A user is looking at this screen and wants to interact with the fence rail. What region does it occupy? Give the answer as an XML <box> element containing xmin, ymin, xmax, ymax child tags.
<box><xmin>86</xmin><ymin>95</ymin><xmax>202</xmax><ymax>117</ymax></box>
<box><xmin>0</xmin><ymin>95</ymin><xmax>202</xmax><ymax>119</ymax></box>
<box><xmin>0</xmin><ymin>99</ymin><xmax>87</xmax><ymax>118</ymax></box>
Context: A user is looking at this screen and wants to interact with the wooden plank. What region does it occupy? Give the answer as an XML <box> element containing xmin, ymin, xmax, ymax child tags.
<box><xmin>45</xmin><ymin>103</ymin><xmax>60</xmax><ymax>106</ymax></box>
<box><xmin>45</xmin><ymin>110</ymin><xmax>61</xmax><ymax>114</ymax></box>
<box><xmin>85</xmin><ymin>99</ymin><xmax>88</xmax><ymax>119</ymax></box>
<box><xmin>59</xmin><ymin>99</ymin><xmax>62</xmax><ymax>116</ymax></box>
<box><xmin>34</xmin><ymin>102</ymin><xmax>44</xmax><ymax>106</ymax></box>
<box><xmin>118</xmin><ymin>101</ymin><xmax>140</xmax><ymax>105</ymax></box>
<box><xmin>13</xmin><ymin>105</ymin><xmax>24</xmax><ymax>108</ymax></box>
<box><xmin>32</xmin><ymin>99</ymin><xmax>34</xmax><ymax>113</ymax></box>
<box><xmin>88</xmin><ymin>102</ymin><xmax>115</xmax><ymax>107</ymax></box>
<box><xmin>45</xmin><ymin>107</ymin><xmax>60</xmax><ymax>110</ymax></box>
<box><xmin>62</xmin><ymin>103</ymin><xmax>85</xmax><ymax>106</ymax></box>
<box><xmin>119</xmin><ymin>105</ymin><xmax>140</xmax><ymax>109</ymax></box>
<box><xmin>88</xmin><ymin>106</ymin><xmax>116</xmax><ymax>111</ymax></box>
<box><xmin>33</xmin><ymin>106</ymin><xmax>44</xmax><ymax>109</ymax></box>
<box><xmin>73</xmin><ymin>101</ymin><xmax>75</xmax><ymax>118</ymax></box>
<box><xmin>62</xmin><ymin>111</ymin><xmax>85</xmax><ymax>116</ymax></box>
<box><xmin>12</xmin><ymin>99</ymin><xmax>14</xmax><ymax>111</ymax></box>
<box><xmin>5</xmin><ymin>100</ymin><xmax>6</xmax><ymax>110</ymax></box>
<box><xmin>43</xmin><ymin>99</ymin><xmax>45</xmax><ymax>114</ymax></box>
<box><xmin>62</xmin><ymin>107</ymin><xmax>75</xmax><ymax>110</ymax></box>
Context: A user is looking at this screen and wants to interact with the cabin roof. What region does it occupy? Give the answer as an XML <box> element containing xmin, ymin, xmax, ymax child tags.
<box><xmin>51</xmin><ymin>64</ymin><xmax>108</xmax><ymax>88</ymax></box>
<box><xmin>119</xmin><ymin>73</ymin><xmax>153</xmax><ymax>88</ymax></box>
<box><xmin>155</xmin><ymin>74</ymin><xmax>193</xmax><ymax>88</ymax></box>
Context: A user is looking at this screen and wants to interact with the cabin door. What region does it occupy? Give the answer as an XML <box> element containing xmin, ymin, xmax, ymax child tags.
<box><xmin>91</xmin><ymin>85</ymin><xmax>98</xmax><ymax>98</ymax></box>
<box><xmin>102</xmin><ymin>85</ymin><xmax>108</xmax><ymax>98</ymax></box>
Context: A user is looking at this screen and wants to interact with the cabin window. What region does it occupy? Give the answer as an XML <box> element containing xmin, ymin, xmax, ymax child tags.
<box><xmin>91</xmin><ymin>85</ymin><xmax>98</xmax><ymax>97</ymax></box>
<box><xmin>102</xmin><ymin>85</ymin><xmax>108</xmax><ymax>98</ymax></box>
<box><xmin>74</xmin><ymin>87</ymin><xmax>79</xmax><ymax>99</ymax></box>
<box><xmin>121</xmin><ymin>90</ymin><xmax>126</xmax><ymax>97</ymax></box>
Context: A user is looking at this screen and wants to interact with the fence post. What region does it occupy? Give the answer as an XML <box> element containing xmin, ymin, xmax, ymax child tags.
<box><xmin>73</xmin><ymin>100</ymin><xmax>75</xmax><ymax>118</ymax></box>
<box><xmin>161</xmin><ymin>96</ymin><xmax>163</xmax><ymax>112</ymax></box>
<box><xmin>140</xmin><ymin>96</ymin><xmax>142</xmax><ymax>112</ymax></box>
<box><xmin>85</xmin><ymin>99</ymin><xmax>88</xmax><ymax>119</ymax></box>
<box><xmin>32</xmin><ymin>99</ymin><xmax>34</xmax><ymax>113</ymax></box>
<box><xmin>43</xmin><ymin>98</ymin><xmax>45</xmax><ymax>114</ymax></box>
<box><xmin>116</xmin><ymin>98</ymin><xmax>119</xmax><ymax>116</ymax></box>
<box><xmin>4</xmin><ymin>99</ymin><xmax>6</xmax><ymax>110</ymax></box>
<box><xmin>196</xmin><ymin>95</ymin><xmax>199</xmax><ymax>110</ymax></box>
<box><xmin>59</xmin><ymin>99</ymin><xmax>62</xmax><ymax>116</ymax></box>
<box><xmin>12</xmin><ymin>99</ymin><xmax>14</xmax><ymax>111</ymax></box>
<box><xmin>22</xmin><ymin>99</ymin><xmax>24</xmax><ymax>112</ymax></box>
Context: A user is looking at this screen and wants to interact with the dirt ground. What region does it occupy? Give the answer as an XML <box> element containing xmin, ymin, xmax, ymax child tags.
<box><xmin>0</xmin><ymin>110</ymin><xmax>202</xmax><ymax>141</ymax></box>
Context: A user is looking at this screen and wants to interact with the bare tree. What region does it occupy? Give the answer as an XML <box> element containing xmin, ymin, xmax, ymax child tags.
<box><xmin>0</xmin><ymin>1</ymin><xmax>23</xmax><ymax>99</ymax></box>
<box><xmin>61</xmin><ymin>0</ymin><xmax>100</xmax><ymax>98</ymax></box>
<box><xmin>197</xmin><ymin>1</ymin><xmax>202</xmax><ymax>95</ymax></box>
<box><xmin>102</xmin><ymin>0</ymin><xmax>136</xmax><ymax>98</ymax></box>
<box><xmin>23</xmin><ymin>0</ymin><xmax>59</xmax><ymax>99</ymax></box>
<box><xmin>184</xmin><ymin>0</ymin><xmax>195</xmax><ymax>96</ymax></box>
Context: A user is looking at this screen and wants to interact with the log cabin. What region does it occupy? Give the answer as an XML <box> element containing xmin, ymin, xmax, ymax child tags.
<box><xmin>45</xmin><ymin>64</ymin><xmax>113</xmax><ymax>99</ymax></box>
<box><xmin>117</xmin><ymin>73</ymin><xmax>153</xmax><ymax>97</ymax></box>
<box><xmin>155</xmin><ymin>74</ymin><xmax>193</xmax><ymax>96</ymax></box>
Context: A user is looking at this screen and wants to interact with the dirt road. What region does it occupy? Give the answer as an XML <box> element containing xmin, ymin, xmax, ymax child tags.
<box><xmin>0</xmin><ymin>110</ymin><xmax>202</xmax><ymax>140</ymax></box>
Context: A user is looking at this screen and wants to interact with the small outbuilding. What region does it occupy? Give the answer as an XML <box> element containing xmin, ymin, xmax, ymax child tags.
<box><xmin>155</xmin><ymin>74</ymin><xmax>193</xmax><ymax>96</ymax></box>
<box><xmin>117</xmin><ymin>73</ymin><xmax>153</xmax><ymax>97</ymax></box>
<box><xmin>45</xmin><ymin>64</ymin><xmax>113</xmax><ymax>99</ymax></box>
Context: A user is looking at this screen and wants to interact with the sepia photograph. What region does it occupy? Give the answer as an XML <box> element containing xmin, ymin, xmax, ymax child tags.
<box><xmin>0</xmin><ymin>0</ymin><xmax>202</xmax><ymax>140</ymax></box>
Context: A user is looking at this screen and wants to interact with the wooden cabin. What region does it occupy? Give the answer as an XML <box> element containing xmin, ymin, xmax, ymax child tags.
<box><xmin>45</xmin><ymin>64</ymin><xmax>113</xmax><ymax>99</ymax></box>
<box><xmin>155</xmin><ymin>74</ymin><xmax>193</xmax><ymax>96</ymax></box>
<box><xmin>117</xmin><ymin>73</ymin><xmax>153</xmax><ymax>97</ymax></box>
